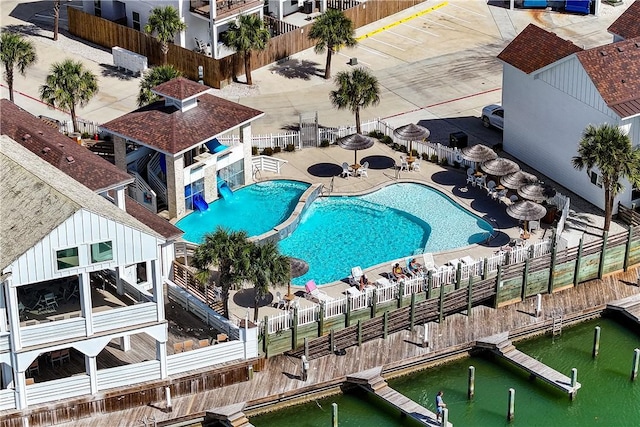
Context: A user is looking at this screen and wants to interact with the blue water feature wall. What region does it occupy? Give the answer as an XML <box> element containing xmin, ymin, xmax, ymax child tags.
<box><xmin>217</xmin><ymin>177</ymin><xmax>234</xmax><ymax>200</ymax></box>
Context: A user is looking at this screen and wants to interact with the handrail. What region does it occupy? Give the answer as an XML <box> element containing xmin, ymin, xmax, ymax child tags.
<box><xmin>251</xmin><ymin>155</ymin><xmax>288</xmax><ymax>174</ymax></box>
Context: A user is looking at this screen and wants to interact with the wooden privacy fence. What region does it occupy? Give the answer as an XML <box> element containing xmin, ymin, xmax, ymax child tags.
<box><xmin>618</xmin><ymin>202</ymin><xmax>640</xmax><ymax>226</ymax></box>
<box><xmin>263</xmin><ymin>227</ymin><xmax>640</xmax><ymax>359</ymax></box>
<box><xmin>68</xmin><ymin>1</ymin><xmax>427</xmax><ymax>88</ymax></box>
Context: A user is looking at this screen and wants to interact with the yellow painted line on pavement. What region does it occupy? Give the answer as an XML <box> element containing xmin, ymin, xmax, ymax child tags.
<box><xmin>356</xmin><ymin>2</ymin><xmax>448</xmax><ymax>41</ymax></box>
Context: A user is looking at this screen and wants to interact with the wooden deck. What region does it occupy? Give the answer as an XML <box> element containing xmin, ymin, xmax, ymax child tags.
<box><xmin>347</xmin><ymin>367</ymin><xmax>452</xmax><ymax>426</ymax></box>
<box><xmin>606</xmin><ymin>293</ymin><xmax>640</xmax><ymax>325</ymax></box>
<box><xmin>477</xmin><ymin>335</ymin><xmax>581</xmax><ymax>398</ymax></box>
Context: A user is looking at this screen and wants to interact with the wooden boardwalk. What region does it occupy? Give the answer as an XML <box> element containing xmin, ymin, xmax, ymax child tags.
<box><xmin>607</xmin><ymin>293</ymin><xmax>640</xmax><ymax>325</ymax></box>
<box><xmin>476</xmin><ymin>333</ymin><xmax>581</xmax><ymax>398</ymax></box>
<box><xmin>347</xmin><ymin>367</ymin><xmax>452</xmax><ymax>427</ymax></box>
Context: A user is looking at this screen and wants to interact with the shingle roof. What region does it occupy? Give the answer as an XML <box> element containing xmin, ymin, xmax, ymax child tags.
<box><xmin>0</xmin><ymin>99</ymin><xmax>133</xmax><ymax>193</ymax></box>
<box><xmin>101</xmin><ymin>91</ymin><xmax>264</xmax><ymax>155</ymax></box>
<box><xmin>497</xmin><ymin>24</ymin><xmax>583</xmax><ymax>74</ymax></box>
<box><xmin>608</xmin><ymin>1</ymin><xmax>640</xmax><ymax>40</ymax></box>
<box><xmin>152</xmin><ymin>77</ymin><xmax>209</xmax><ymax>101</ymax></box>
<box><xmin>0</xmin><ymin>136</ymin><xmax>161</xmax><ymax>270</ymax></box>
<box><xmin>124</xmin><ymin>195</ymin><xmax>182</xmax><ymax>240</ymax></box>
<box><xmin>577</xmin><ymin>37</ymin><xmax>640</xmax><ymax>119</ymax></box>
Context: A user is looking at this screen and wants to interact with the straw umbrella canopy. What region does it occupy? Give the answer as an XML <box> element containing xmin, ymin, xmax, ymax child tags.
<box><xmin>517</xmin><ymin>182</ymin><xmax>556</xmax><ymax>203</ymax></box>
<box><xmin>461</xmin><ymin>144</ymin><xmax>498</xmax><ymax>163</ymax></box>
<box><xmin>506</xmin><ymin>200</ymin><xmax>547</xmax><ymax>232</ymax></box>
<box><xmin>500</xmin><ymin>171</ymin><xmax>538</xmax><ymax>190</ymax></box>
<box><xmin>393</xmin><ymin>123</ymin><xmax>430</xmax><ymax>154</ymax></box>
<box><xmin>336</xmin><ymin>133</ymin><xmax>375</xmax><ymax>165</ymax></box>
<box><xmin>286</xmin><ymin>257</ymin><xmax>309</xmax><ymax>299</ymax></box>
<box><xmin>481</xmin><ymin>158</ymin><xmax>520</xmax><ymax>177</ymax></box>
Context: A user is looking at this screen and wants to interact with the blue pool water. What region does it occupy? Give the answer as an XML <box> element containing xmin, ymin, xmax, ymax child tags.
<box><xmin>177</xmin><ymin>181</ymin><xmax>493</xmax><ymax>285</ymax></box>
<box><xmin>176</xmin><ymin>180</ymin><xmax>310</xmax><ymax>242</ymax></box>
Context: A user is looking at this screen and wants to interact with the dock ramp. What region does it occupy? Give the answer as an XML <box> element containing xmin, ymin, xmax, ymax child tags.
<box><xmin>607</xmin><ymin>294</ymin><xmax>640</xmax><ymax>325</ymax></box>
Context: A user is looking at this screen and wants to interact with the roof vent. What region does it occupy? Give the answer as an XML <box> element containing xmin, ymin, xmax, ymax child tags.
<box><xmin>636</xmin><ymin>42</ymin><xmax>640</xmax><ymax>48</ymax></box>
<box><xmin>621</xmin><ymin>79</ymin><xmax>626</xmax><ymax>83</ymax></box>
<box><xmin>600</xmin><ymin>51</ymin><xmax>607</xmax><ymax>56</ymax></box>
<box><xmin>42</xmin><ymin>147</ymin><xmax>51</xmax><ymax>154</ymax></box>
<box><xmin>37</xmin><ymin>131</ymin><xmax>44</xmax><ymax>135</ymax></box>
<box><xmin>22</xmin><ymin>133</ymin><xmax>31</xmax><ymax>141</ymax></box>
<box><xmin>66</xmin><ymin>156</ymin><xmax>75</xmax><ymax>164</ymax></box>
<box><xmin>58</xmin><ymin>143</ymin><xmax>64</xmax><ymax>148</ymax></box>
<box><xmin>617</xmin><ymin>46</ymin><xmax>624</xmax><ymax>52</ymax></box>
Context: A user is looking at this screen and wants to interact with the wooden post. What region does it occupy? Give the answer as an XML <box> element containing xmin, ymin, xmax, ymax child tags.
<box><xmin>598</xmin><ymin>231</ymin><xmax>608</xmax><ymax>279</ymax></box>
<box><xmin>165</xmin><ymin>386</ymin><xmax>172</xmax><ymax>412</ymax></box>
<box><xmin>592</xmin><ymin>326</ymin><xmax>601</xmax><ymax>358</ymax></box>
<box><xmin>371</xmin><ymin>288</ymin><xmax>378</xmax><ymax>318</ymax></box>
<box><xmin>332</xmin><ymin>402</ymin><xmax>338</xmax><ymax>427</ymax></box>
<box><xmin>410</xmin><ymin>293</ymin><xmax>416</xmax><ymax>330</ymax></box>
<box><xmin>574</xmin><ymin>238</ymin><xmax>583</xmax><ymax>286</ymax></box>
<box><xmin>292</xmin><ymin>306</ymin><xmax>299</xmax><ymax>351</ymax></box>
<box><xmin>482</xmin><ymin>257</ymin><xmax>488</xmax><ymax>280</ymax></box>
<box><xmin>383</xmin><ymin>311</ymin><xmax>388</xmax><ymax>339</ymax></box>
<box><xmin>631</xmin><ymin>348</ymin><xmax>640</xmax><ymax>381</ymax></box>
<box><xmin>439</xmin><ymin>281</ymin><xmax>445</xmax><ymax>323</ymax></box>
<box><xmin>357</xmin><ymin>320</ymin><xmax>362</xmax><ymax>346</ymax></box>
<box><xmin>468</xmin><ymin>365</ymin><xmax>475</xmax><ymax>399</ymax></box>
<box><xmin>548</xmin><ymin>240</ymin><xmax>557</xmax><ymax>294</ymax></box>
<box><xmin>570</xmin><ymin>368</ymin><xmax>578</xmax><ymax>400</ymax></box>
<box><xmin>467</xmin><ymin>275</ymin><xmax>473</xmax><ymax>317</ymax></box>
<box><xmin>494</xmin><ymin>265</ymin><xmax>502</xmax><ymax>309</ymax></box>
<box><xmin>345</xmin><ymin>295</ymin><xmax>351</xmax><ymax>328</ymax></box>
<box><xmin>263</xmin><ymin>315</ymin><xmax>269</xmax><ymax>358</ymax></box>
<box><xmin>455</xmin><ymin>263</ymin><xmax>462</xmax><ymax>290</ymax></box>
<box><xmin>521</xmin><ymin>259</ymin><xmax>529</xmax><ymax>301</ymax></box>
<box><xmin>423</xmin><ymin>322</ymin><xmax>429</xmax><ymax>348</ymax></box>
<box><xmin>442</xmin><ymin>407</ymin><xmax>449</xmax><ymax>426</ymax></box>
<box><xmin>304</xmin><ymin>337</ymin><xmax>309</xmax><ymax>360</ymax></box>
<box><xmin>427</xmin><ymin>271</ymin><xmax>433</xmax><ymax>300</ymax></box>
<box><xmin>398</xmin><ymin>281</ymin><xmax>405</xmax><ymax>308</ymax></box>
<box><xmin>329</xmin><ymin>329</ymin><xmax>335</xmax><ymax>353</ymax></box>
<box><xmin>318</xmin><ymin>303</ymin><xmax>325</xmax><ymax>337</ymax></box>
<box><xmin>535</xmin><ymin>293</ymin><xmax>542</xmax><ymax>317</ymax></box>
<box><xmin>507</xmin><ymin>388</ymin><xmax>515</xmax><ymax>421</ymax></box>
<box><xmin>623</xmin><ymin>226</ymin><xmax>633</xmax><ymax>271</ymax></box>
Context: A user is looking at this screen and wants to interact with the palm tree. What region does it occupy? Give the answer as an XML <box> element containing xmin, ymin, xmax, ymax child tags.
<box><xmin>53</xmin><ymin>0</ymin><xmax>61</xmax><ymax>41</ymax></box>
<box><xmin>572</xmin><ymin>123</ymin><xmax>640</xmax><ymax>232</ymax></box>
<box><xmin>192</xmin><ymin>227</ymin><xmax>253</xmax><ymax>318</ymax></box>
<box><xmin>137</xmin><ymin>65</ymin><xmax>182</xmax><ymax>107</ymax></box>
<box><xmin>248</xmin><ymin>241</ymin><xmax>290</xmax><ymax>322</ymax></box>
<box><xmin>308</xmin><ymin>9</ymin><xmax>357</xmax><ymax>80</ymax></box>
<box><xmin>39</xmin><ymin>59</ymin><xmax>98</xmax><ymax>134</ymax></box>
<box><xmin>223</xmin><ymin>14</ymin><xmax>270</xmax><ymax>86</ymax></box>
<box><xmin>144</xmin><ymin>5</ymin><xmax>187</xmax><ymax>65</ymax></box>
<box><xmin>330</xmin><ymin>68</ymin><xmax>380</xmax><ymax>134</ymax></box>
<box><xmin>0</xmin><ymin>32</ymin><xmax>37</xmax><ymax>103</ymax></box>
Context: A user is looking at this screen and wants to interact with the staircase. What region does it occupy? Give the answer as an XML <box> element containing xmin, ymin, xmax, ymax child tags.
<box><xmin>146</xmin><ymin>152</ymin><xmax>168</xmax><ymax>210</ymax></box>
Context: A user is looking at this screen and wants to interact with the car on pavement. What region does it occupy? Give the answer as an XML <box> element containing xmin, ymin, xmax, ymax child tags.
<box><xmin>481</xmin><ymin>104</ymin><xmax>504</xmax><ymax>130</ymax></box>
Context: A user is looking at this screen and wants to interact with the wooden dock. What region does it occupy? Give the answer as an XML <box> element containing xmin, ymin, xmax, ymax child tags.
<box><xmin>606</xmin><ymin>294</ymin><xmax>640</xmax><ymax>325</ymax></box>
<box><xmin>347</xmin><ymin>367</ymin><xmax>452</xmax><ymax>426</ymax></box>
<box><xmin>476</xmin><ymin>333</ymin><xmax>581</xmax><ymax>399</ymax></box>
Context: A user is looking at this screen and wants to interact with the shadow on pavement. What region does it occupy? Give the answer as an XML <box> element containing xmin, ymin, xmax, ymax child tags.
<box><xmin>360</xmin><ymin>155</ymin><xmax>395</xmax><ymax>170</ymax></box>
<box><xmin>308</xmin><ymin>162</ymin><xmax>342</xmax><ymax>177</ymax></box>
<box><xmin>100</xmin><ymin>63</ymin><xmax>135</xmax><ymax>81</ymax></box>
<box><xmin>269</xmin><ymin>59</ymin><xmax>323</xmax><ymax>80</ymax></box>
<box><xmin>415</xmin><ymin>117</ymin><xmax>503</xmax><ymax>148</ymax></box>
<box><xmin>233</xmin><ymin>288</ymin><xmax>273</xmax><ymax>309</ymax></box>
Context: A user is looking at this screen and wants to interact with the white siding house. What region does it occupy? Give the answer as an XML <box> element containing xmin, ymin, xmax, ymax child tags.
<box><xmin>498</xmin><ymin>24</ymin><xmax>640</xmax><ymax>213</ymax></box>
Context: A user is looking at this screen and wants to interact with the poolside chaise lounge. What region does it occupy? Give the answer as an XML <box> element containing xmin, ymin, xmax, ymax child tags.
<box><xmin>304</xmin><ymin>280</ymin><xmax>333</xmax><ymax>303</ymax></box>
<box><xmin>460</xmin><ymin>256</ymin><xmax>475</xmax><ymax>266</ymax></box>
<box><xmin>349</xmin><ymin>266</ymin><xmax>364</xmax><ymax>286</ymax></box>
<box><xmin>422</xmin><ymin>253</ymin><xmax>439</xmax><ymax>273</ymax></box>
<box><xmin>447</xmin><ymin>258</ymin><xmax>461</xmax><ymax>268</ymax></box>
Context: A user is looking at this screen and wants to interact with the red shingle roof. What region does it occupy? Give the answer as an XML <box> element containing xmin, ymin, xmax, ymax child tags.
<box><xmin>608</xmin><ymin>1</ymin><xmax>640</xmax><ymax>40</ymax></box>
<box><xmin>101</xmin><ymin>91</ymin><xmax>264</xmax><ymax>155</ymax></box>
<box><xmin>0</xmin><ymin>99</ymin><xmax>133</xmax><ymax>192</ymax></box>
<box><xmin>124</xmin><ymin>196</ymin><xmax>182</xmax><ymax>239</ymax></box>
<box><xmin>152</xmin><ymin>77</ymin><xmax>209</xmax><ymax>101</ymax></box>
<box><xmin>577</xmin><ymin>37</ymin><xmax>640</xmax><ymax>119</ymax></box>
<box><xmin>497</xmin><ymin>24</ymin><xmax>583</xmax><ymax>74</ymax></box>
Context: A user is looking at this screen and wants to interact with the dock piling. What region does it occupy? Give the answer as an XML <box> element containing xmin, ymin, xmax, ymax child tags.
<box><xmin>423</xmin><ymin>323</ymin><xmax>429</xmax><ymax>348</ymax></box>
<box><xmin>165</xmin><ymin>386</ymin><xmax>172</xmax><ymax>413</ymax></box>
<box><xmin>632</xmin><ymin>348</ymin><xmax>640</xmax><ymax>381</ymax></box>
<box><xmin>535</xmin><ymin>293</ymin><xmax>542</xmax><ymax>317</ymax></box>
<box><xmin>570</xmin><ymin>368</ymin><xmax>578</xmax><ymax>400</ymax></box>
<box><xmin>442</xmin><ymin>407</ymin><xmax>449</xmax><ymax>426</ymax></box>
<box><xmin>468</xmin><ymin>365</ymin><xmax>475</xmax><ymax>399</ymax></box>
<box><xmin>507</xmin><ymin>388</ymin><xmax>515</xmax><ymax>421</ymax></box>
<box><xmin>592</xmin><ymin>326</ymin><xmax>601</xmax><ymax>358</ymax></box>
<box><xmin>332</xmin><ymin>402</ymin><xmax>338</xmax><ymax>427</ymax></box>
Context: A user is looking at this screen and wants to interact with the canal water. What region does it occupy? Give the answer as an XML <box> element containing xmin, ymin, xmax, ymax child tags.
<box><xmin>251</xmin><ymin>318</ymin><xmax>640</xmax><ymax>426</ymax></box>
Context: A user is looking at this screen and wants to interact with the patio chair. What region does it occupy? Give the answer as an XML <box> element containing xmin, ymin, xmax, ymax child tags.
<box><xmin>466</xmin><ymin>168</ymin><xmax>476</xmax><ymax>187</ymax></box>
<box><xmin>304</xmin><ymin>280</ymin><xmax>333</xmax><ymax>303</ymax></box>
<box><xmin>173</xmin><ymin>342</ymin><xmax>184</xmax><ymax>354</ymax></box>
<box><xmin>486</xmin><ymin>180</ymin><xmax>496</xmax><ymax>197</ymax></box>
<box><xmin>529</xmin><ymin>220</ymin><xmax>540</xmax><ymax>233</ymax></box>
<box><xmin>199</xmin><ymin>339</ymin><xmax>210</xmax><ymax>348</ymax></box>
<box><xmin>475</xmin><ymin>175</ymin><xmax>486</xmax><ymax>188</ymax></box>
<box><xmin>348</xmin><ymin>266</ymin><xmax>364</xmax><ymax>286</ymax></box>
<box><xmin>357</xmin><ymin>161</ymin><xmax>369</xmax><ymax>177</ymax></box>
<box><xmin>275</xmin><ymin>291</ymin><xmax>287</xmax><ymax>309</ymax></box>
<box><xmin>447</xmin><ymin>258</ymin><xmax>461</xmax><ymax>269</ymax></box>
<box><xmin>422</xmin><ymin>252</ymin><xmax>439</xmax><ymax>273</ymax></box>
<box><xmin>340</xmin><ymin>162</ymin><xmax>352</xmax><ymax>178</ymax></box>
<box><xmin>216</xmin><ymin>333</ymin><xmax>228</xmax><ymax>344</ymax></box>
<box><xmin>183</xmin><ymin>340</ymin><xmax>194</xmax><ymax>352</ymax></box>
<box><xmin>27</xmin><ymin>359</ymin><xmax>39</xmax><ymax>377</ymax></box>
<box><xmin>494</xmin><ymin>188</ymin><xmax>507</xmax><ymax>200</ymax></box>
<box><xmin>399</xmin><ymin>156</ymin><xmax>409</xmax><ymax>172</ymax></box>
<box><xmin>411</xmin><ymin>159</ymin><xmax>421</xmax><ymax>172</ymax></box>
<box><xmin>461</xmin><ymin>256</ymin><xmax>475</xmax><ymax>266</ymax></box>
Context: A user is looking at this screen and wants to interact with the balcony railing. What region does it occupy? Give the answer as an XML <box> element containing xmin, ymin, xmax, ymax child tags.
<box><xmin>190</xmin><ymin>0</ymin><xmax>263</xmax><ymax>21</ymax></box>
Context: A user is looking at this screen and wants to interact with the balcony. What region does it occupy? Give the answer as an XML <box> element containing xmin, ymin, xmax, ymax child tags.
<box><xmin>190</xmin><ymin>0</ymin><xmax>264</xmax><ymax>21</ymax></box>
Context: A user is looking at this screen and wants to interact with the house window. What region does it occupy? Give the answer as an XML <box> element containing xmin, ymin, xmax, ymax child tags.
<box><xmin>590</xmin><ymin>171</ymin><xmax>602</xmax><ymax>188</ymax></box>
<box><xmin>56</xmin><ymin>247</ymin><xmax>79</xmax><ymax>270</ymax></box>
<box><xmin>132</xmin><ymin>11</ymin><xmax>140</xmax><ymax>31</ymax></box>
<box><xmin>185</xmin><ymin>178</ymin><xmax>205</xmax><ymax>211</ymax></box>
<box><xmin>94</xmin><ymin>0</ymin><xmax>102</xmax><ymax>17</ymax></box>
<box><xmin>218</xmin><ymin>159</ymin><xmax>245</xmax><ymax>190</ymax></box>
<box><xmin>632</xmin><ymin>184</ymin><xmax>639</xmax><ymax>202</ymax></box>
<box><xmin>91</xmin><ymin>241</ymin><xmax>113</xmax><ymax>263</ymax></box>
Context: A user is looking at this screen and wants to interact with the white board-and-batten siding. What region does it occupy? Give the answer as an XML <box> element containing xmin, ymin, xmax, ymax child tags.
<box><xmin>8</xmin><ymin>209</ymin><xmax>160</xmax><ymax>286</ymax></box>
<box><xmin>502</xmin><ymin>59</ymin><xmax>638</xmax><ymax>213</ymax></box>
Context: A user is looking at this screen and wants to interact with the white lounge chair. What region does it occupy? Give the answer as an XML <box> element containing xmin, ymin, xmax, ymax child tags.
<box><xmin>340</xmin><ymin>162</ymin><xmax>352</xmax><ymax>178</ymax></box>
<box><xmin>304</xmin><ymin>280</ymin><xmax>333</xmax><ymax>303</ymax></box>
<box><xmin>349</xmin><ymin>266</ymin><xmax>364</xmax><ymax>286</ymax></box>
<box><xmin>422</xmin><ymin>252</ymin><xmax>438</xmax><ymax>272</ymax></box>
<box><xmin>460</xmin><ymin>256</ymin><xmax>475</xmax><ymax>266</ymax></box>
<box><xmin>357</xmin><ymin>161</ymin><xmax>369</xmax><ymax>177</ymax></box>
<box><xmin>448</xmin><ymin>258</ymin><xmax>461</xmax><ymax>268</ymax></box>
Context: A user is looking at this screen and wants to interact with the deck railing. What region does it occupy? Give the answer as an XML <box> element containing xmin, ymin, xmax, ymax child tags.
<box><xmin>26</xmin><ymin>375</ymin><xmax>91</xmax><ymax>406</ymax></box>
<box><xmin>97</xmin><ymin>360</ymin><xmax>161</xmax><ymax>391</ymax></box>
<box><xmin>0</xmin><ymin>388</ymin><xmax>15</xmax><ymax>411</ymax></box>
<box><xmin>93</xmin><ymin>302</ymin><xmax>157</xmax><ymax>333</ymax></box>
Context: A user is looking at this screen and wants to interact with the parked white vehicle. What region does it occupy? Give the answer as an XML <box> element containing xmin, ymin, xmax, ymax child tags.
<box><xmin>482</xmin><ymin>104</ymin><xmax>504</xmax><ymax>130</ymax></box>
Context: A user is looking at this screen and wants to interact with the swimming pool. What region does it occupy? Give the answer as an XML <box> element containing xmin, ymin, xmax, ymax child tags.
<box><xmin>177</xmin><ymin>180</ymin><xmax>493</xmax><ymax>286</ymax></box>
<box><xmin>175</xmin><ymin>180</ymin><xmax>310</xmax><ymax>242</ymax></box>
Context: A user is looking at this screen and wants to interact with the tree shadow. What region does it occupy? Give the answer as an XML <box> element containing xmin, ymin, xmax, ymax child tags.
<box><xmin>2</xmin><ymin>24</ymin><xmax>49</xmax><ymax>39</ymax></box>
<box><xmin>99</xmin><ymin>63</ymin><xmax>136</xmax><ymax>81</ymax></box>
<box><xmin>269</xmin><ymin>59</ymin><xmax>323</xmax><ymax>80</ymax></box>
<box><xmin>307</xmin><ymin>163</ymin><xmax>342</xmax><ymax>178</ymax></box>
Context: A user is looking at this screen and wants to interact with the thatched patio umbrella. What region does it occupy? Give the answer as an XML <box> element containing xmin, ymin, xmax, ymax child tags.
<box><xmin>286</xmin><ymin>257</ymin><xmax>309</xmax><ymax>300</ymax></box>
<box><xmin>393</xmin><ymin>123</ymin><xmax>430</xmax><ymax>155</ymax></box>
<box><xmin>517</xmin><ymin>182</ymin><xmax>556</xmax><ymax>203</ymax></box>
<box><xmin>481</xmin><ymin>158</ymin><xmax>520</xmax><ymax>177</ymax></box>
<box><xmin>501</xmin><ymin>171</ymin><xmax>538</xmax><ymax>190</ymax></box>
<box><xmin>506</xmin><ymin>200</ymin><xmax>547</xmax><ymax>232</ymax></box>
<box><xmin>337</xmin><ymin>133</ymin><xmax>375</xmax><ymax>165</ymax></box>
<box><xmin>461</xmin><ymin>144</ymin><xmax>498</xmax><ymax>163</ymax></box>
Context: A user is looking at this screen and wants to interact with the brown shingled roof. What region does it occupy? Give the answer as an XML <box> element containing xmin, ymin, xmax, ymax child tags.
<box><xmin>101</xmin><ymin>92</ymin><xmax>264</xmax><ymax>155</ymax></box>
<box><xmin>577</xmin><ymin>37</ymin><xmax>640</xmax><ymax>119</ymax></box>
<box><xmin>0</xmin><ymin>99</ymin><xmax>133</xmax><ymax>192</ymax></box>
<box><xmin>124</xmin><ymin>196</ymin><xmax>182</xmax><ymax>239</ymax></box>
<box><xmin>152</xmin><ymin>77</ymin><xmax>209</xmax><ymax>101</ymax></box>
<box><xmin>608</xmin><ymin>1</ymin><xmax>640</xmax><ymax>40</ymax></box>
<box><xmin>497</xmin><ymin>24</ymin><xmax>583</xmax><ymax>74</ymax></box>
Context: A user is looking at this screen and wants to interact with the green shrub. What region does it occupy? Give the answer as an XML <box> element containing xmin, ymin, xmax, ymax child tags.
<box><xmin>381</xmin><ymin>135</ymin><xmax>393</xmax><ymax>145</ymax></box>
<box><xmin>422</xmin><ymin>152</ymin><xmax>429</xmax><ymax>161</ymax></box>
<box><xmin>411</xmin><ymin>149</ymin><xmax>418</xmax><ymax>157</ymax></box>
<box><xmin>440</xmin><ymin>157</ymin><xmax>449</xmax><ymax>166</ymax></box>
<box><xmin>262</xmin><ymin>147</ymin><xmax>274</xmax><ymax>156</ymax></box>
<box><xmin>399</xmin><ymin>145</ymin><xmax>408</xmax><ymax>153</ymax></box>
<box><xmin>368</xmin><ymin>130</ymin><xmax>384</xmax><ymax>139</ymax></box>
<box><xmin>430</xmin><ymin>154</ymin><xmax>438</xmax><ymax>163</ymax></box>
<box><xmin>273</xmin><ymin>146</ymin><xmax>282</xmax><ymax>153</ymax></box>
<box><xmin>285</xmin><ymin>143</ymin><xmax>295</xmax><ymax>152</ymax></box>
<box><xmin>81</xmin><ymin>132</ymin><xmax>91</xmax><ymax>139</ymax></box>
<box><xmin>320</xmin><ymin>139</ymin><xmax>330</xmax><ymax>147</ymax></box>
<box><xmin>251</xmin><ymin>146</ymin><xmax>259</xmax><ymax>156</ymax></box>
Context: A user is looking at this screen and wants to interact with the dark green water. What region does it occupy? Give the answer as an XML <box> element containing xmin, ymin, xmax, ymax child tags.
<box><xmin>252</xmin><ymin>318</ymin><xmax>640</xmax><ymax>426</ymax></box>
